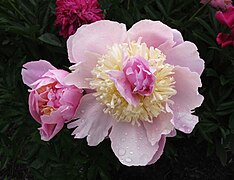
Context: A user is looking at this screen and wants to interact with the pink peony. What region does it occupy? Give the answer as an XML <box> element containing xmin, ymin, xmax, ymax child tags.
<box><xmin>215</xmin><ymin>6</ymin><xmax>234</xmax><ymax>47</ymax></box>
<box><xmin>200</xmin><ymin>0</ymin><xmax>233</xmax><ymax>10</ymax></box>
<box><xmin>22</xmin><ymin>60</ymin><xmax>83</xmax><ymax>141</ymax></box>
<box><xmin>55</xmin><ymin>0</ymin><xmax>104</xmax><ymax>38</ymax></box>
<box><xmin>65</xmin><ymin>20</ymin><xmax>204</xmax><ymax>166</ymax></box>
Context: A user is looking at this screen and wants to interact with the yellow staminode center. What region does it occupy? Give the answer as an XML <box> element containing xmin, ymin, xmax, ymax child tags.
<box><xmin>90</xmin><ymin>41</ymin><xmax>177</xmax><ymax>125</ymax></box>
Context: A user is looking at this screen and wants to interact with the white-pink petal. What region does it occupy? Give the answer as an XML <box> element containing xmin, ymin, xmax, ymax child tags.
<box><xmin>67</xmin><ymin>20</ymin><xmax>127</xmax><ymax>64</ymax></box>
<box><xmin>128</xmin><ymin>20</ymin><xmax>174</xmax><ymax>49</ymax></box>
<box><xmin>164</xmin><ymin>41</ymin><xmax>204</xmax><ymax>75</ymax></box>
<box><xmin>170</xmin><ymin>66</ymin><xmax>204</xmax><ymax>133</ymax></box>
<box><xmin>143</xmin><ymin>110</ymin><xmax>174</xmax><ymax>146</ymax></box>
<box><xmin>109</xmin><ymin>122</ymin><xmax>159</xmax><ymax>166</ymax></box>
<box><xmin>147</xmin><ymin>136</ymin><xmax>166</xmax><ymax>165</ymax></box>
<box><xmin>64</xmin><ymin>52</ymin><xmax>99</xmax><ymax>89</ymax></box>
<box><xmin>68</xmin><ymin>94</ymin><xmax>113</xmax><ymax>146</ymax></box>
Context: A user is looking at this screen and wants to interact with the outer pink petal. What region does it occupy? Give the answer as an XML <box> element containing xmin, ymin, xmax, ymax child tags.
<box><xmin>172</xmin><ymin>29</ymin><xmax>184</xmax><ymax>46</ymax></box>
<box><xmin>172</xmin><ymin>111</ymin><xmax>199</xmax><ymax>134</ymax></box>
<box><xmin>67</xmin><ymin>20</ymin><xmax>127</xmax><ymax>64</ymax></box>
<box><xmin>143</xmin><ymin>110</ymin><xmax>173</xmax><ymax>146</ymax></box>
<box><xmin>164</xmin><ymin>42</ymin><xmax>204</xmax><ymax>75</ymax></box>
<box><xmin>64</xmin><ymin>52</ymin><xmax>99</xmax><ymax>89</ymax></box>
<box><xmin>68</xmin><ymin>94</ymin><xmax>113</xmax><ymax>146</ymax></box>
<box><xmin>109</xmin><ymin>122</ymin><xmax>159</xmax><ymax>166</ymax></box>
<box><xmin>172</xmin><ymin>66</ymin><xmax>204</xmax><ymax>110</ymax></box>
<box><xmin>147</xmin><ymin>136</ymin><xmax>166</xmax><ymax>165</ymax></box>
<box><xmin>22</xmin><ymin>60</ymin><xmax>56</xmax><ymax>87</ymax></box>
<box><xmin>170</xmin><ymin>66</ymin><xmax>204</xmax><ymax>133</ymax></box>
<box><xmin>42</xmin><ymin>69</ymin><xmax>69</xmax><ymax>85</ymax></box>
<box><xmin>28</xmin><ymin>91</ymin><xmax>41</xmax><ymax>123</ymax></box>
<box><xmin>39</xmin><ymin>121</ymin><xmax>64</xmax><ymax>141</ymax></box>
<box><xmin>128</xmin><ymin>20</ymin><xmax>174</xmax><ymax>49</ymax></box>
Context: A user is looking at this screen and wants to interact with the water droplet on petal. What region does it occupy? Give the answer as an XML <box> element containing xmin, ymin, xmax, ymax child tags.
<box><xmin>81</xmin><ymin>110</ymin><xmax>85</xmax><ymax>113</ymax></box>
<box><xmin>129</xmin><ymin>151</ymin><xmax>133</xmax><ymax>155</ymax></box>
<box><xmin>124</xmin><ymin>132</ymin><xmax>128</xmax><ymax>136</ymax></box>
<box><xmin>118</xmin><ymin>148</ymin><xmax>126</xmax><ymax>156</ymax></box>
<box><xmin>125</xmin><ymin>158</ymin><xmax>132</xmax><ymax>162</ymax></box>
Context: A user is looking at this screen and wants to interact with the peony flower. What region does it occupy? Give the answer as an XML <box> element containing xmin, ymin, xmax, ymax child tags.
<box><xmin>55</xmin><ymin>0</ymin><xmax>104</xmax><ymax>38</ymax></box>
<box><xmin>200</xmin><ymin>0</ymin><xmax>233</xmax><ymax>10</ymax></box>
<box><xmin>22</xmin><ymin>60</ymin><xmax>83</xmax><ymax>141</ymax></box>
<box><xmin>215</xmin><ymin>6</ymin><xmax>234</xmax><ymax>47</ymax></box>
<box><xmin>65</xmin><ymin>20</ymin><xmax>204</xmax><ymax>166</ymax></box>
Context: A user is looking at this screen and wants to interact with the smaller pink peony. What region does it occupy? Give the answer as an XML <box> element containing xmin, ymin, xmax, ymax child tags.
<box><xmin>22</xmin><ymin>60</ymin><xmax>83</xmax><ymax>141</ymax></box>
<box><xmin>200</xmin><ymin>0</ymin><xmax>233</xmax><ymax>10</ymax></box>
<box><xmin>215</xmin><ymin>6</ymin><xmax>234</xmax><ymax>47</ymax></box>
<box><xmin>55</xmin><ymin>0</ymin><xmax>104</xmax><ymax>38</ymax></box>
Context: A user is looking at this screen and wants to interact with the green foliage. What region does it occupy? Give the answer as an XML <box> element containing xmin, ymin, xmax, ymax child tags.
<box><xmin>0</xmin><ymin>0</ymin><xmax>233</xmax><ymax>179</ymax></box>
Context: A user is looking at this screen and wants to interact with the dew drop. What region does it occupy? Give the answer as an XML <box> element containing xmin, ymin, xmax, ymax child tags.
<box><xmin>81</xmin><ymin>110</ymin><xmax>85</xmax><ymax>113</ymax></box>
<box><xmin>129</xmin><ymin>151</ymin><xmax>133</xmax><ymax>155</ymax></box>
<box><xmin>124</xmin><ymin>132</ymin><xmax>128</xmax><ymax>136</ymax></box>
<box><xmin>118</xmin><ymin>148</ymin><xmax>126</xmax><ymax>156</ymax></box>
<box><xmin>125</xmin><ymin>158</ymin><xmax>132</xmax><ymax>163</ymax></box>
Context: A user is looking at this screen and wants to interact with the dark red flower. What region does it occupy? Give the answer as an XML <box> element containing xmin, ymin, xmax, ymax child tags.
<box><xmin>55</xmin><ymin>0</ymin><xmax>104</xmax><ymax>38</ymax></box>
<box><xmin>215</xmin><ymin>6</ymin><xmax>234</xmax><ymax>47</ymax></box>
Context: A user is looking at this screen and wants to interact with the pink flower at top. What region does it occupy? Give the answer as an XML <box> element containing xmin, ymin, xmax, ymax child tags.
<box><xmin>55</xmin><ymin>0</ymin><xmax>103</xmax><ymax>38</ymax></box>
<box><xmin>65</xmin><ymin>20</ymin><xmax>204</xmax><ymax>166</ymax></box>
<box><xmin>200</xmin><ymin>0</ymin><xmax>233</xmax><ymax>10</ymax></box>
<box><xmin>22</xmin><ymin>60</ymin><xmax>83</xmax><ymax>141</ymax></box>
<box><xmin>215</xmin><ymin>6</ymin><xmax>234</xmax><ymax>47</ymax></box>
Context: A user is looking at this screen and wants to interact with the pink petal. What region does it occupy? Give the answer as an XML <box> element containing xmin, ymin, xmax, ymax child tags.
<box><xmin>109</xmin><ymin>122</ymin><xmax>160</xmax><ymax>166</ymax></box>
<box><xmin>60</xmin><ymin>87</ymin><xmax>83</xmax><ymax>107</ymax></box>
<box><xmin>67</xmin><ymin>20</ymin><xmax>127</xmax><ymax>64</ymax></box>
<box><xmin>40</xmin><ymin>110</ymin><xmax>64</xmax><ymax>124</ymax></box>
<box><xmin>39</xmin><ymin>121</ymin><xmax>64</xmax><ymax>141</ymax></box>
<box><xmin>128</xmin><ymin>20</ymin><xmax>174</xmax><ymax>49</ymax></box>
<box><xmin>164</xmin><ymin>42</ymin><xmax>204</xmax><ymax>75</ymax></box>
<box><xmin>143</xmin><ymin>110</ymin><xmax>174</xmax><ymax>146</ymax></box>
<box><xmin>107</xmin><ymin>70</ymin><xmax>140</xmax><ymax>106</ymax></box>
<box><xmin>170</xmin><ymin>66</ymin><xmax>204</xmax><ymax>133</ymax></box>
<box><xmin>147</xmin><ymin>136</ymin><xmax>166</xmax><ymax>165</ymax></box>
<box><xmin>172</xmin><ymin>66</ymin><xmax>204</xmax><ymax>110</ymax></box>
<box><xmin>22</xmin><ymin>60</ymin><xmax>56</xmax><ymax>87</ymax></box>
<box><xmin>28</xmin><ymin>91</ymin><xmax>41</xmax><ymax>123</ymax></box>
<box><xmin>64</xmin><ymin>52</ymin><xmax>99</xmax><ymax>89</ymax></box>
<box><xmin>42</xmin><ymin>69</ymin><xmax>69</xmax><ymax>85</ymax></box>
<box><xmin>68</xmin><ymin>94</ymin><xmax>113</xmax><ymax>146</ymax></box>
<box><xmin>172</xmin><ymin>111</ymin><xmax>199</xmax><ymax>134</ymax></box>
<box><xmin>172</xmin><ymin>29</ymin><xmax>184</xmax><ymax>46</ymax></box>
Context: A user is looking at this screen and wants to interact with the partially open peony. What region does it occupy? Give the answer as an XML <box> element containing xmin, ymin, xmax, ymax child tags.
<box><xmin>65</xmin><ymin>20</ymin><xmax>204</xmax><ymax>166</ymax></box>
<box><xmin>22</xmin><ymin>60</ymin><xmax>83</xmax><ymax>141</ymax></box>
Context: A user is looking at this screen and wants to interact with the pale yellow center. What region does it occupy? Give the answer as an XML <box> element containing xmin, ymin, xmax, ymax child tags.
<box><xmin>90</xmin><ymin>41</ymin><xmax>177</xmax><ymax>125</ymax></box>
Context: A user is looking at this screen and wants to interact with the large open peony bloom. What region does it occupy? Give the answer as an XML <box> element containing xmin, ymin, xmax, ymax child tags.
<box><xmin>22</xmin><ymin>60</ymin><xmax>83</xmax><ymax>141</ymax></box>
<box><xmin>65</xmin><ymin>20</ymin><xmax>204</xmax><ymax>166</ymax></box>
<box><xmin>55</xmin><ymin>0</ymin><xmax>103</xmax><ymax>38</ymax></box>
<box><xmin>216</xmin><ymin>6</ymin><xmax>234</xmax><ymax>47</ymax></box>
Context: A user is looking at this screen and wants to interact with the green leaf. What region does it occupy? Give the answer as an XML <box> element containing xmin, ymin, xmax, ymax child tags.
<box><xmin>229</xmin><ymin>113</ymin><xmax>234</xmax><ymax>132</ymax></box>
<box><xmin>38</xmin><ymin>33</ymin><xmax>62</xmax><ymax>47</ymax></box>
<box><xmin>215</xmin><ymin>140</ymin><xmax>227</xmax><ymax>166</ymax></box>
